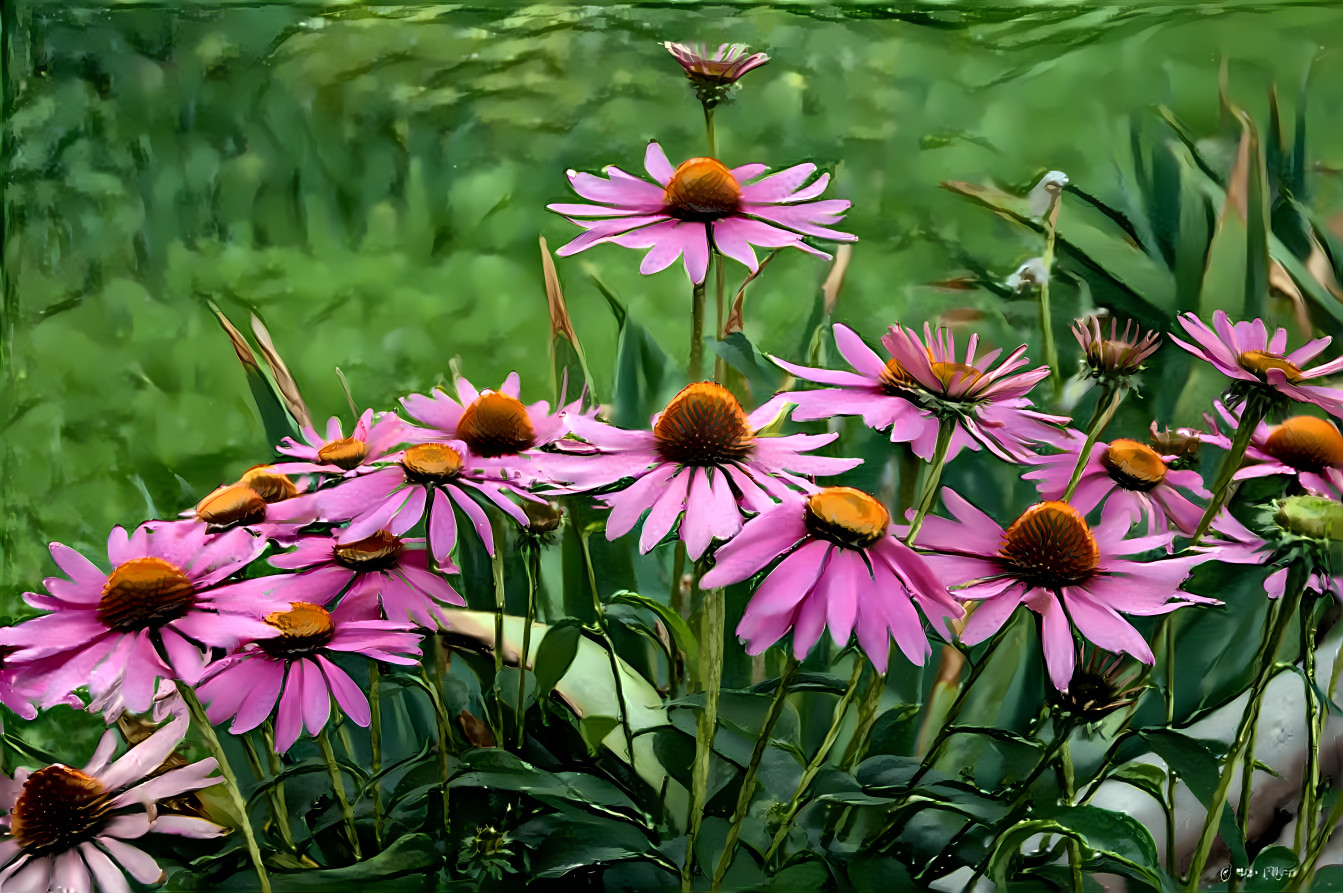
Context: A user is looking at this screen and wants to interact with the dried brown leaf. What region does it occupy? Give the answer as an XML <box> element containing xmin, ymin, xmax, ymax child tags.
<box><xmin>540</xmin><ymin>236</ymin><xmax>578</xmax><ymax>345</ymax></box>
<box><xmin>211</xmin><ymin>306</ymin><xmax>259</xmax><ymax>370</ymax></box>
<box><xmin>822</xmin><ymin>243</ymin><xmax>853</xmax><ymax>315</ymax></box>
<box><xmin>458</xmin><ymin>709</ymin><xmax>497</xmax><ymax>749</ymax></box>
<box><xmin>250</xmin><ymin>314</ymin><xmax>312</xmax><ymax>430</ymax></box>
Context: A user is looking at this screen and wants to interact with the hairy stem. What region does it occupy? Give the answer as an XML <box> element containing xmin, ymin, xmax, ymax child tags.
<box><xmin>369</xmin><ymin>663</ymin><xmax>384</xmax><ymax>849</ymax></box>
<box><xmin>317</xmin><ymin>726</ymin><xmax>362</xmax><ymax>860</ymax></box>
<box><xmin>711</xmin><ymin>656</ymin><xmax>799</xmax><ymax>890</ymax></box>
<box><xmin>579</xmin><ymin>530</ymin><xmax>636</xmax><ymax>773</ymax></box>
<box><xmin>1295</xmin><ymin>594</ymin><xmax>1322</xmax><ymax>853</ymax></box>
<box><xmin>176</xmin><ymin>683</ymin><xmax>272</xmax><ymax>893</ymax></box>
<box><xmin>763</xmin><ymin>659</ymin><xmax>866</xmax><ymax>865</ymax></box>
<box><xmin>1062</xmin><ymin>382</ymin><xmax>1125</xmax><ymax>501</ymax></box>
<box><xmin>1191</xmin><ymin>398</ymin><xmax>1268</xmax><ymax>543</ymax></box>
<box><xmin>1040</xmin><ymin>216</ymin><xmax>1061</xmax><ymax>401</ymax></box>
<box><xmin>518</xmin><ymin>544</ymin><xmax>540</xmax><ymax>750</ymax></box>
<box><xmin>690</xmin><ymin>278</ymin><xmax>707</xmax><ymax>381</ymax></box>
<box><xmin>683</xmin><ymin>580</ymin><xmax>725</xmax><ymax>891</ymax></box>
<box><xmin>905</xmin><ymin>417</ymin><xmax>954</xmax><ymax>544</ymax></box>
<box><xmin>908</xmin><ymin>638</ymin><xmax>1000</xmax><ymax>789</ymax></box>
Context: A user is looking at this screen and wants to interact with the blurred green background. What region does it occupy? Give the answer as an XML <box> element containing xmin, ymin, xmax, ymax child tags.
<box><xmin>4</xmin><ymin>1</ymin><xmax>1343</xmax><ymax>614</ymax></box>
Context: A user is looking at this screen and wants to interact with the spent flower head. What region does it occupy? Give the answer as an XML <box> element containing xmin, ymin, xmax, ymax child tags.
<box><xmin>1006</xmin><ymin>258</ymin><xmax>1049</xmax><ymax>294</ymax></box>
<box><xmin>663</xmin><ymin>42</ymin><xmax>769</xmax><ymax>107</ymax></box>
<box><xmin>1073</xmin><ymin>315</ymin><xmax>1161</xmax><ymax>381</ymax></box>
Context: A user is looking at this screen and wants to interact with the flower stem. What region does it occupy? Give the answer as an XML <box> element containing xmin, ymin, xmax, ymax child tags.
<box><xmin>491</xmin><ymin>515</ymin><xmax>508</xmax><ymax>741</ymax></box>
<box><xmin>517</xmin><ymin>544</ymin><xmax>540</xmax><ymax>751</ymax></box>
<box><xmin>905</xmin><ymin>417</ymin><xmax>954</xmax><ymax>544</ymax></box>
<box><xmin>670</xmin><ymin>540</ymin><xmax>688</xmax><ymax>697</ymax></box>
<box><xmin>1061</xmin><ymin>741</ymin><xmax>1083</xmax><ymax>893</ymax></box>
<box><xmin>711</xmin><ymin>656</ymin><xmax>799</xmax><ymax>890</ymax></box>
<box><xmin>1191</xmin><ymin>398</ymin><xmax>1269</xmax><ymax>544</ymax></box>
<box><xmin>690</xmin><ymin>278</ymin><xmax>707</xmax><ymax>381</ymax></box>
<box><xmin>1295</xmin><ymin>594</ymin><xmax>1322</xmax><ymax>853</ymax></box>
<box><xmin>839</xmin><ymin>666</ymin><xmax>886</xmax><ymax>772</ymax></box>
<box><xmin>417</xmin><ymin>664</ymin><xmax>453</xmax><ymax>834</ymax></box>
<box><xmin>369</xmin><ymin>663</ymin><xmax>384</xmax><ymax>849</ymax></box>
<box><xmin>907</xmin><ymin>638</ymin><xmax>999</xmax><ymax>789</ymax></box>
<box><xmin>1164</xmin><ymin>614</ymin><xmax>1179</xmax><ymax>876</ymax></box>
<box><xmin>1288</xmin><ymin>761</ymin><xmax>1343</xmax><ymax>891</ymax></box>
<box><xmin>316</xmin><ymin>726</ymin><xmax>362</xmax><ymax>861</ymax></box>
<box><xmin>578</xmin><ymin>529</ymin><xmax>636</xmax><ymax>772</ymax></box>
<box><xmin>683</xmin><ymin>578</ymin><xmax>725</xmax><ymax>892</ymax></box>
<box><xmin>964</xmin><ymin>718</ymin><xmax>1073</xmax><ymax>892</ymax></box>
<box><xmin>243</xmin><ymin>732</ymin><xmax>296</xmax><ymax>853</ymax></box>
<box><xmin>1062</xmin><ymin>382</ymin><xmax>1125</xmax><ymax>502</ymax></box>
<box><xmin>176</xmin><ymin>683</ymin><xmax>272</xmax><ymax>893</ymax></box>
<box><xmin>703</xmin><ymin>105</ymin><xmax>717</xmax><ymax>158</ymax></box>
<box><xmin>763</xmin><ymin>659</ymin><xmax>866</xmax><ymax>865</ymax></box>
<box><xmin>1040</xmin><ymin>216</ymin><xmax>1061</xmax><ymax>402</ymax></box>
<box><xmin>1183</xmin><ymin>578</ymin><xmax>1301</xmax><ymax>890</ymax></box>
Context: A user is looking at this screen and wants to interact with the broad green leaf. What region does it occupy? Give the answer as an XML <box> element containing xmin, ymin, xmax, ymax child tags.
<box><xmin>533</xmin><ymin>618</ymin><xmax>584</xmax><ymax>698</ymax></box>
<box><xmin>608</xmin><ymin>590</ymin><xmax>699</xmax><ymax>668</ymax></box>
<box><xmin>579</xmin><ymin>715</ymin><xmax>621</xmax><ymax>757</ymax></box>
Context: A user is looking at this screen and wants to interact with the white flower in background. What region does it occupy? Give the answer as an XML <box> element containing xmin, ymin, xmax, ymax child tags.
<box><xmin>1029</xmin><ymin>170</ymin><xmax>1069</xmax><ymax>218</ymax></box>
<box><xmin>1007</xmin><ymin>257</ymin><xmax>1050</xmax><ymax>293</ymax></box>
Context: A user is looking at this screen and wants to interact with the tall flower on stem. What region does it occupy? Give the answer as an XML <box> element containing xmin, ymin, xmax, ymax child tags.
<box><xmin>663</xmin><ymin>42</ymin><xmax>770</xmax><ymax>109</ymax></box>
<box><xmin>701</xmin><ymin>487</ymin><xmax>961</xmax><ymax>668</ymax></box>
<box><xmin>547</xmin><ymin>142</ymin><xmax>854</xmax><ymax>286</ymax></box>
<box><xmin>1172</xmin><ymin>311</ymin><xmax>1343</xmax><ymax>540</ymax></box>
<box><xmin>913</xmin><ymin>490</ymin><xmax>1214</xmax><ymax>691</ymax></box>
<box><xmin>1</xmin><ymin>524</ymin><xmax>276</xmax><ymax>714</ymax></box>
<box><xmin>0</xmin><ymin>708</ymin><xmax>224</xmax><ymax>892</ymax></box>
<box><xmin>552</xmin><ymin>383</ymin><xmax>860</xmax><ymax>560</ymax></box>
<box><xmin>1025</xmin><ymin>435</ymin><xmax>1209</xmax><ymax>535</ymax></box>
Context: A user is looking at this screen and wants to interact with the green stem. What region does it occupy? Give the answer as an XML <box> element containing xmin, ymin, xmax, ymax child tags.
<box><xmin>260</xmin><ymin>722</ymin><xmax>293</xmax><ymax>846</ymax></box>
<box><xmin>1061</xmin><ymin>741</ymin><xmax>1083</xmax><ymax>893</ymax></box>
<box><xmin>1040</xmin><ymin>218</ymin><xmax>1061</xmax><ymax>402</ymax></box>
<box><xmin>243</xmin><ymin>733</ymin><xmax>295</xmax><ymax>853</ymax></box>
<box><xmin>1183</xmin><ymin>579</ymin><xmax>1302</xmax><ymax>890</ymax></box>
<box><xmin>690</xmin><ymin>278</ymin><xmax>707</xmax><ymax>381</ymax></box>
<box><xmin>317</xmin><ymin>726</ymin><xmax>362</xmax><ymax>860</ymax></box>
<box><xmin>905</xmin><ymin>417</ymin><xmax>954</xmax><ymax>544</ymax></box>
<box><xmin>711</xmin><ymin>656</ymin><xmax>799</xmax><ymax>890</ymax></box>
<box><xmin>1191</xmin><ymin>398</ymin><xmax>1269</xmax><ymax>544</ymax></box>
<box><xmin>1288</xmin><ymin>771</ymin><xmax>1343</xmax><ymax>891</ymax></box>
<box><xmin>1164</xmin><ymin>614</ymin><xmax>1179</xmax><ymax>876</ymax></box>
<box><xmin>763</xmin><ymin>659</ymin><xmax>866</xmax><ymax>865</ymax></box>
<box><xmin>683</xmin><ymin>580</ymin><xmax>725</xmax><ymax>891</ymax></box>
<box><xmin>418</xmin><ymin>664</ymin><xmax>453</xmax><ymax>834</ymax></box>
<box><xmin>964</xmin><ymin>719</ymin><xmax>1073</xmax><ymax>892</ymax></box>
<box><xmin>839</xmin><ymin>667</ymin><xmax>886</xmax><ymax>772</ymax></box>
<box><xmin>1062</xmin><ymin>383</ymin><xmax>1125</xmax><ymax>502</ymax></box>
<box><xmin>670</xmin><ymin>539</ymin><xmax>688</xmax><ymax>697</ymax></box>
<box><xmin>908</xmin><ymin>638</ymin><xmax>1000</xmax><ymax>789</ymax></box>
<box><xmin>704</xmin><ymin>104</ymin><xmax>717</xmax><ymax>158</ymax></box>
<box><xmin>518</xmin><ymin>544</ymin><xmax>540</xmax><ymax>750</ymax></box>
<box><xmin>491</xmin><ymin>515</ymin><xmax>507</xmax><ymax>740</ymax></box>
<box><xmin>1295</xmin><ymin>594</ymin><xmax>1322</xmax><ymax>853</ymax></box>
<box><xmin>579</xmin><ymin>530</ymin><xmax>636</xmax><ymax>772</ymax></box>
<box><xmin>369</xmin><ymin>663</ymin><xmax>384</xmax><ymax>849</ymax></box>
<box><xmin>176</xmin><ymin>683</ymin><xmax>272</xmax><ymax>893</ymax></box>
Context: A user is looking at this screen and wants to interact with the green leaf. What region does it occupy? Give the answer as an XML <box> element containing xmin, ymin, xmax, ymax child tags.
<box><xmin>710</xmin><ymin>331</ymin><xmax>784</xmax><ymax>400</ymax></box>
<box><xmin>1040</xmin><ymin>804</ymin><xmax>1160</xmax><ymax>870</ymax></box>
<box><xmin>533</xmin><ymin>618</ymin><xmax>584</xmax><ymax>698</ymax></box>
<box><xmin>579</xmin><ymin>715</ymin><xmax>621</xmax><ymax>757</ymax></box>
<box><xmin>1110</xmin><ymin>762</ymin><xmax>1168</xmax><ymax>805</ymax></box>
<box><xmin>608</xmin><ymin>590</ymin><xmax>699</xmax><ymax>668</ymax></box>
<box><xmin>271</xmin><ymin>834</ymin><xmax>439</xmax><ymax>890</ymax></box>
<box><xmin>1246</xmin><ymin>846</ymin><xmax>1297</xmax><ymax>892</ymax></box>
<box><xmin>1313</xmin><ymin>866</ymin><xmax>1343</xmax><ymax>891</ymax></box>
<box><xmin>1137</xmin><ymin>729</ymin><xmax>1247</xmax><ymax>867</ymax></box>
<box><xmin>588</xmin><ymin>268</ymin><xmax>673</xmax><ymax>429</ymax></box>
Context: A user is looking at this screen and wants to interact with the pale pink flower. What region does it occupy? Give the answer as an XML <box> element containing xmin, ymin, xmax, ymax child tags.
<box><xmin>1204</xmin><ymin>400</ymin><xmax>1343</xmax><ymax>498</ymax></box>
<box><xmin>700</xmin><ymin>488</ymin><xmax>960</xmax><ymax>670</ymax></box>
<box><xmin>664</xmin><ymin>42</ymin><xmax>770</xmax><ymax>87</ymax></box>
<box><xmin>547</xmin><ymin>142</ymin><xmax>854</xmax><ymax>284</ymax></box>
<box><xmin>0</xmin><ymin>708</ymin><xmax>223</xmax><ymax>891</ymax></box>
<box><xmin>271</xmin><ymin>409</ymin><xmax>410</xmax><ymax>478</ymax></box>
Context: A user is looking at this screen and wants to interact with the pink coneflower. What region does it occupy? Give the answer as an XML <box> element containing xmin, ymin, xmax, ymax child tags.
<box><xmin>663</xmin><ymin>42</ymin><xmax>770</xmax><ymax>89</ymax></box>
<box><xmin>553</xmin><ymin>383</ymin><xmax>861</xmax><ymax>560</ymax></box>
<box><xmin>272</xmin><ymin>409</ymin><xmax>410</xmax><ymax>478</ymax></box>
<box><xmin>401</xmin><ymin>373</ymin><xmax>583</xmax><ymax>485</ymax></box>
<box><xmin>0</xmin><ymin>646</ymin><xmax>40</xmax><ymax>720</ymax></box>
<box><xmin>1205</xmin><ymin>401</ymin><xmax>1343</xmax><ymax>498</ymax></box>
<box><xmin>196</xmin><ymin>600</ymin><xmax>422</xmax><ymax>752</ymax></box>
<box><xmin>913</xmin><ymin>491</ymin><xmax>1214</xmax><ymax>691</ymax></box>
<box><xmin>700</xmin><ymin>488</ymin><xmax>961</xmax><ymax>669</ymax></box>
<box><xmin>265</xmin><ymin>532</ymin><xmax>464</xmax><ymax>629</ymax></box>
<box><xmin>1023</xmin><ymin>435</ymin><xmax>1209</xmax><ymax>535</ymax></box>
<box><xmin>776</xmin><ymin>323</ymin><xmax>1067</xmax><ymax>462</ymax></box>
<box><xmin>1170</xmin><ymin>311</ymin><xmax>1343</xmax><ymax>416</ymax></box>
<box><xmin>1204</xmin><ymin>500</ymin><xmax>1343</xmax><ymax>600</ymax></box>
<box><xmin>547</xmin><ymin>142</ymin><xmax>855</xmax><ymax>285</ymax></box>
<box><xmin>295</xmin><ymin>439</ymin><xmax>538</xmax><ymax>564</ymax></box>
<box><xmin>0</xmin><ymin>709</ymin><xmax>223</xmax><ymax>891</ymax></box>
<box><xmin>1</xmin><ymin>524</ymin><xmax>277</xmax><ymax>714</ymax></box>
<box><xmin>1072</xmin><ymin>315</ymin><xmax>1161</xmax><ymax>379</ymax></box>
<box><xmin>184</xmin><ymin>466</ymin><xmax>313</xmax><ymax>542</ymax></box>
